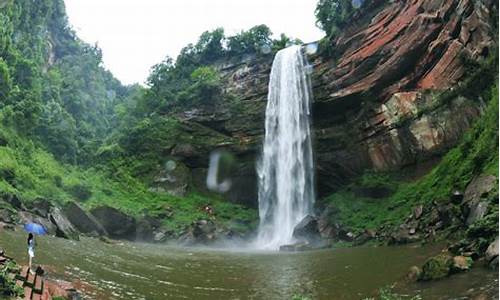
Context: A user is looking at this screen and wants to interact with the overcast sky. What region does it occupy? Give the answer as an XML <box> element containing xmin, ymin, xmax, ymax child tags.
<box><xmin>64</xmin><ymin>0</ymin><xmax>325</xmax><ymax>85</ymax></box>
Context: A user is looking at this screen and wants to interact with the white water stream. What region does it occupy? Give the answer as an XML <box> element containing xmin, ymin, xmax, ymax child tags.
<box><xmin>255</xmin><ymin>45</ymin><xmax>315</xmax><ymax>250</ymax></box>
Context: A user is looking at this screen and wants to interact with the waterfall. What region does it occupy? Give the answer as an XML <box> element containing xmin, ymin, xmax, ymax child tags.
<box><xmin>255</xmin><ymin>45</ymin><xmax>315</xmax><ymax>250</ymax></box>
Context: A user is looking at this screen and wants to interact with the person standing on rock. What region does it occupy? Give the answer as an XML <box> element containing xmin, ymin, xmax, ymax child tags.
<box><xmin>27</xmin><ymin>233</ymin><xmax>35</xmax><ymax>273</ymax></box>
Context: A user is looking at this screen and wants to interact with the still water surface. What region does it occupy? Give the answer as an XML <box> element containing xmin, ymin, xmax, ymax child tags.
<box><xmin>0</xmin><ymin>230</ymin><xmax>496</xmax><ymax>299</ymax></box>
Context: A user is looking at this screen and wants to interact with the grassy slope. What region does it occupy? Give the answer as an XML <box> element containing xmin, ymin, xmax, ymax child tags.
<box><xmin>0</xmin><ymin>122</ymin><xmax>257</xmax><ymax>235</ymax></box>
<box><xmin>323</xmin><ymin>81</ymin><xmax>498</xmax><ymax>235</ymax></box>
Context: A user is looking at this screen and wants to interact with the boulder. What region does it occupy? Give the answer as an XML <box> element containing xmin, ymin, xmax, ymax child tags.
<box><xmin>178</xmin><ymin>220</ymin><xmax>217</xmax><ymax>245</ymax></box>
<box><xmin>464</xmin><ymin>175</ymin><xmax>497</xmax><ymax>203</ymax></box>
<box><xmin>466</xmin><ymin>201</ymin><xmax>489</xmax><ymax>225</ymax></box>
<box><xmin>153</xmin><ymin>228</ymin><xmax>174</xmax><ymax>243</ymax></box>
<box><xmin>90</xmin><ymin>206</ymin><xmax>136</xmax><ymax>240</ymax></box>
<box><xmin>317</xmin><ymin>206</ymin><xmax>340</xmax><ymax>239</ymax></box>
<box><xmin>192</xmin><ymin>219</ymin><xmax>216</xmax><ymax>242</ymax></box>
<box><xmin>488</xmin><ymin>256</ymin><xmax>498</xmax><ymax>270</ymax></box>
<box><xmin>135</xmin><ymin>216</ymin><xmax>161</xmax><ymax>241</ymax></box>
<box><xmin>452</xmin><ymin>255</ymin><xmax>473</xmax><ymax>272</ymax></box>
<box><xmin>485</xmin><ymin>237</ymin><xmax>499</xmax><ymax>262</ymax></box>
<box><xmin>48</xmin><ymin>207</ymin><xmax>79</xmax><ymax>241</ymax></box>
<box><xmin>63</xmin><ymin>202</ymin><xmax>107</xmax><ymax>236</ymax></box>
<box><xmin>292</xmin><ymin>215</ymin><xmax>320</xmax><ymax>243</ymax></box>
<box><xmin>419</xmin><ymin>253</ymin><xmax>454</xmax><ymax>281</ymax></box>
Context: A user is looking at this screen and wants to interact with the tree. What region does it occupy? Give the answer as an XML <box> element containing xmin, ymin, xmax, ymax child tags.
<box><xmin>227</xmin><ymin>25</ymin><xmax>273</xmax><ymax>56</ymax></box>
<box><xmin>315</xmin><ymin>0</ymin><xmax>356</xmax><ymax>37</ymax></box>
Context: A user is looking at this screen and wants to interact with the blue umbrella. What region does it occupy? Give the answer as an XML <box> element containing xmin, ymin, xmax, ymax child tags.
<box><xmin>24</xmin><ymin>223</ymin><xmax>47</xmax><ymax>235</ymax></box>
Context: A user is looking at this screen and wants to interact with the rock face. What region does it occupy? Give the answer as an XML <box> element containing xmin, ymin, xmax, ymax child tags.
<box><xmin>158</xmin><ymin>0</ymin><xmax>496</xmax><ymax>205</ymax></box>
<box><xmin>90</xmin><ymin>206</ymin><xmax>137</xmax><ymax>240</ymax></box>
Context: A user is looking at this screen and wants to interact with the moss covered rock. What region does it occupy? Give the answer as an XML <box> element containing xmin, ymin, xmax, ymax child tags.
<box><xmin>419</xmin><ymin>253</ymin><xmax>454</xmax><ymax>281</ymax></box>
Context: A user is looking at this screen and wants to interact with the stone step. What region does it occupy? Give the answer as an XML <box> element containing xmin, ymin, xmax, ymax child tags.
<box><xmin>26</xmin><ymin>272</ymin><xmax>35</xmax><ymax>288</ymax></box>
<box><xmin>17</xmin><ymin>266</ymin><xmax>29</xmax><ymax>281</ymax></box>
<box><xmin>34</xmin><ymin>274</ymin><xmax>43</xmax><ymax>294</ymax></box>
<box><xmin>32</xmin><ymin>294</ymin><xmax>42</xmax><ymax>300</ymax></box>
<box><xmin>23</xmin><ymin>285</ymin><xmax>33</xmax><ymax>300</ymax></box>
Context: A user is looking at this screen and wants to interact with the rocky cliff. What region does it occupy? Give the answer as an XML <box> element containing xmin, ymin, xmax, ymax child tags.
<box><xmin>160</xmin><ymin>0</ymin><xmax>497</xmax><ymax>206</ymax></box>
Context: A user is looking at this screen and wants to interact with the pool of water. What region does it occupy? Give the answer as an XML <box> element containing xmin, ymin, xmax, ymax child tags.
<box><xmin>0</xmin><ymin>230</ymin><xmax>496</xmax><ymax>299</ymax></box>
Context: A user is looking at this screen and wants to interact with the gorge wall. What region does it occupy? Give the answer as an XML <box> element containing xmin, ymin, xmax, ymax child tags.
<box><xmin>158</xmin><ymin>0</ymin><xmax>497</xmax><ymax>207</ymax></box>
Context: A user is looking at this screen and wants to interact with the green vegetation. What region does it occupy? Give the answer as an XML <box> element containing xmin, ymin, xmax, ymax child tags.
<box><xmin>0</xmin><ymin>261</ymin><xmax>23</xmax><ymax>298</ymax></box>
<box><xmin>315</xmin><ymin>0</ymin><xmax>357</xmax><ymax>37</ymax></box>
<box><xmin>0</xmin><ymin>120</ymin><xmax>256</xmax><ymax>234</ymax></box>
<box><xmin>0</xmin><ymin>0</ymin><xmax>129</xmax><ymax>165</ymax></box>
<box><xmin>0</xmin><ymin>0</ymin><xmax>260</xmax><ymax>237</ymax></box>
<box><xmin>324</xmin><ymin>80</ymin><xmax>498</xmax><ymax>235</ymax></box>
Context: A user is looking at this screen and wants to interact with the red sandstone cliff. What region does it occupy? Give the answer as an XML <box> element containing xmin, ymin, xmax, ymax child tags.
<box><xmin>162</xmin><ymin>0</ymin><xmax>497</xmax><ymax>203</ymax></box>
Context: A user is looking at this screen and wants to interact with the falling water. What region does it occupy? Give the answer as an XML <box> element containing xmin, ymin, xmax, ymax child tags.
<box><xmin>255</xmin><ymin>45</ymin><xmax>315</xmax><ymax>250</ymax></box>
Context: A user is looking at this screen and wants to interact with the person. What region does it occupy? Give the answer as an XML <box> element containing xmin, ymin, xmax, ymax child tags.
<box><xmin>27</xmin><ymin>233</ymin><xmax>35</xmax><ymax>273</ymax></box>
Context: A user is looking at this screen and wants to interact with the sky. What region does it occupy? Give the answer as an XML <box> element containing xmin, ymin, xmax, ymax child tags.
<box><xmin>64</xmin><ymin>0</ymin><xmax>325</xmax><ymax>85</ymax></box>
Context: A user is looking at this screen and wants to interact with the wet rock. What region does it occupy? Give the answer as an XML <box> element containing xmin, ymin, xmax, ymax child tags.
<box><xmin>407</xmin><ymin>266</ymin><xmax>421</xmax><ymax>282</ymax></box>
<box><xmin>48</xmin><ymin>207</ymin><xmax>79</xmax><ymax>241</ymax></box>
<box><xmin>452</xmin><ymin>255</ymin><xmax>473</xmax><ymax>272</ymax></box>
<box><xmin>419</xmin><ymin>253</ymin><xmax>454</xmax><ymax>281</ymax></box>
<box><xmin>485</xmin><ymin>237</ymin><xmax>499</xmax><ymax>263</ymax></box>
<box><xmin>90</xmin><ymin>206</ymin><xmax>137</xmax><ymax>240</ymax></box>
<box><xmin>63</xmin><ymin>202</ymin><xmax>107</xmax><ymax>237</ymax></box>
<box><xmin>292</xmin><ymin>215</ymin><xmax>320</xmax><ymax>243</ymax></box>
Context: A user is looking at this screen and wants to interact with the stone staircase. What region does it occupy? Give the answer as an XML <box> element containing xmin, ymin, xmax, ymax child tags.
<box><xmin>0</xmin><ymin>252</ymin><xmax>51</xmax><ymax>300</ymax></box>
